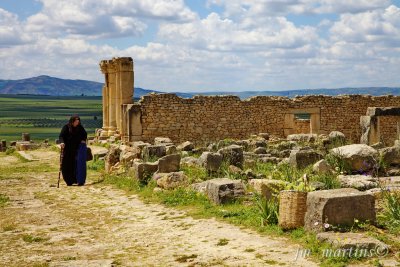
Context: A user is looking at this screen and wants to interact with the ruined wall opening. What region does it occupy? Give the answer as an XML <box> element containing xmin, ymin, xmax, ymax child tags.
<box><xmin>293</xmin><ymin>113</ymin><xmax>311</xmax><ymax>134</ymax></box>
<box><xmin>284</xmin><ymin>108</ymin><xmax>320</xmax><ymax>137</ymax></box>
<box><xmin>361</xmin><ymin>107</ymin><xmax>400</xmax><ymax>146</ymax></box>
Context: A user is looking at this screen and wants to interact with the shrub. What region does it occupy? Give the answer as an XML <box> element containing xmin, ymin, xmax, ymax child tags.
<box><xmin>255</xmin><ymin>194</ymin><xmax>279</xmax><ymax>226</ymax></box>
<box><xmin>380</xmin><ymin>190</ymin><xmax>400</xmax><ymax>230</ymax></box>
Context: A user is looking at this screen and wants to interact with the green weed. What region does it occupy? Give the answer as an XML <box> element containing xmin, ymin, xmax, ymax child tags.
<box><xmin>22</xmin><ymin>234</ymin><xmax>49</xmax><ymax>243</ymax></box>
<box><xmin>0</xmin><ymin>193</ymin><xmax>10</xmax><ymax>207</ymax></box>
<box><xmin>255</xmin><ymin>194</ymin><xmax>279</xmax><ymax>226</ymax></box>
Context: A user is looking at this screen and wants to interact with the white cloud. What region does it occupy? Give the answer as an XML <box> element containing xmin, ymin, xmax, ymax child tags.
<box><xmin>24</xmin><ymin>0</ymin><xmax>196</xmax><ymax>39</ymax></box>
<box><xmin>0</xmin><ymin>9</ymin><xmax>31</xmax><ymax>46</ymax></box>
<box><xmin>0</xmin><ymin>0</ymin><xmax>399</xmax><ymax>92</ymax></box>
<box><xmin>207</xmin><ymin>0</ymin><xmax>392</xmax><ymax>16</ymax></box>
<box><xmin>158</xmin><ymin>13</ymin><xmax>318</xmax><ymax>51</ymax></box>
<box><xmin>330</xmin><ymin>5</ymin><xmax>400</xmax><ymax>46</ymax></box>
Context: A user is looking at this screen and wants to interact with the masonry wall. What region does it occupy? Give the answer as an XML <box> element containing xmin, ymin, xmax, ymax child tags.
<box><xmin>379</xmin><ymin>116</ymin><xmax>400</xmax><ymax>146</ymax></box>
<box><xmin>294</xmin><ymin>119</ymin><xmax>310</xmax><ymax>134</ymax></box>
<box><xmin>136</xmin><ymin>94</ymin><xmax>400</xmax><ymax>144</ymax></box>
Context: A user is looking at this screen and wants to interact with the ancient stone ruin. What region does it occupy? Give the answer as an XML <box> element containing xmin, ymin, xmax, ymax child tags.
<box><xmin>97</xmin><ymin>57</ymin><xmax>400</xmax><ymax>147</ymax></box>
<box><xmin>97</xmin><ymin>57</ymin><xmax>134</xmax><ymax>142</ymax></box>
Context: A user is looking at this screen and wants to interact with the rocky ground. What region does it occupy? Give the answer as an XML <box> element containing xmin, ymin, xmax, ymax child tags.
<box><xmin>0</xmin><ymin>148</ymin><xmax>318</xmax><ymax>267</ymax></box>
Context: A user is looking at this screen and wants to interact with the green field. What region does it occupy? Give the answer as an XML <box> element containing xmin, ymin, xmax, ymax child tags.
<box><xmin>0</xmin><ymin>94</ymin><xmax>102</xmax><ymax>142</ymax></box>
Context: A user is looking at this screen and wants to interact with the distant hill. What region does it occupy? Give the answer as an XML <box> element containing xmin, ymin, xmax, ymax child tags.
<box><xmin>0</xmin><ymin>75</ymin><xmax>399</xmax><ymax>99</ymax></box>
<box><xmin>0</xmin><ymin>75</ymin><xmax>160</xmax><ymax>98</ymax></box>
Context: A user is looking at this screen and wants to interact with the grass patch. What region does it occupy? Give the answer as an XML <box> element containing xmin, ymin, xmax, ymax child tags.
<box><xmin>175</xmin><ymin>254</ymin><xmax>198</xmax><ymax>263</ymax></box>
<box><xmin>22</xmin><ymin>234</ymin><xmax>49</xmax><ymax>243</ymax></box>
<box><xmin>87</xmin><ymin>158</ymin><xmax>105</xmax><ymax>171</ymax></box>
<box><xmin>2</xmin><ymin>223</ymin><xmax>16</xmax><ymax>232</ymax></box>
<box><xmin>0</xmin><ymin>193</ymin><xmax>10</xmax><ymax>207</ymax></box>
<box><xmin>98</xmin><ymin>173</ymin><xmax>352</xmax><ymax>264</ymax></box>
<box><xmin>216</xmin><ymin>238</ymin><xmax>229</xmax><ymax>246</ymax></box>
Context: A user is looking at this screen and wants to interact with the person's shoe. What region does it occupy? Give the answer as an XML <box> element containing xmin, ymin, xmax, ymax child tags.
<box><xmin>77</xmin><ymin>183</ymin><xmax>84</xmax><ymax>186</ymax></box>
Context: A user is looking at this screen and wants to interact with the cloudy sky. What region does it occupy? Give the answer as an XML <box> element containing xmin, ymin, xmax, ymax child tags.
<box><xmin>0</xmin><ymin>0</ymin><xmax>399</xmax><ymax>92</ymax></box>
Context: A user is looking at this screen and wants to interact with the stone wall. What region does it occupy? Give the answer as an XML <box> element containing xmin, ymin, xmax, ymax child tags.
<box><xmin>294</xmin><ymin>119</ymin><xmax>310</xmax><ymax>134</ymax></box>
<box><xmin>132</xmin><ymin>94</ymin><xmax>400</xmax><ymax>144</ymax></box>
<box><xmin>379</xmin><ymin>116</ymin><xmax>400</xmax><ymax>146</ymax></box>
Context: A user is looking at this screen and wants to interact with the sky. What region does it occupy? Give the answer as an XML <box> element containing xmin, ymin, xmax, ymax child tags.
<box><xmin>0</xmin><ymin>0</ymin><xmax>399</xmax><ymax>92</ymax></box>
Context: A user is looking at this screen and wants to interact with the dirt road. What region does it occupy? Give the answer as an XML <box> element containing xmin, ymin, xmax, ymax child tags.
<box><xmin>0</xmin><ymin>149</ymin><xmax>317</xmax><ymax>266</ymax></box>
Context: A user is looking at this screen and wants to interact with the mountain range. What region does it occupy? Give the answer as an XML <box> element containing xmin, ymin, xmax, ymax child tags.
<box><xmin>0</xmin><ymin>75</ymin><xmax>399</xmax><ymax>99</ymax></box>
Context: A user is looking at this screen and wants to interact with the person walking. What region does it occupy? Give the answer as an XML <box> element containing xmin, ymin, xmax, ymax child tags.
<box><xmin>59</xmin><ymin>115</ymin><xmax>87</xmax><ymax>186</ymax></box>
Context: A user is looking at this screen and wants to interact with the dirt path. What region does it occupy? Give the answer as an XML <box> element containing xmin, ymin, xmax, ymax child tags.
<box><xmin>0</xmin><ymin>150</ymin><xmax>317</xmax><ymax>266</ymax></box>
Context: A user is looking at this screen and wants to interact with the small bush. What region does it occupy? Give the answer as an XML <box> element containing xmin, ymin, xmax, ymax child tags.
<box><xmin>310</xmin><ymin>173</ymin><xmax>341</xmax><ymax>190</ymax></box>
<box><xmin>181</xmin><ymin>165</ymin><xmax>208</xmax><ymax>183</ymax></box>
<box><xmin>0</xmin><ymin>193</ymin><xmax>10</xmax><ymax>207</ymax></box>
<box><xmin>255</xmin><ymin>194</ymin><xmax>279</xmax><ymax>226</ymax></box>
<box><xmin>87</xmin><ymin>158</ymin><xmax>105</xmax><ymax>171</ymax></box>
<box><xmin>380</xmin><ymin>190</ymin><xmax>400</xmax><ymax>230</ymax></box>
<box><xmin>5</xmin><ymin>147</ymin><xmax>16</xmax><ymax>155</ymax></box>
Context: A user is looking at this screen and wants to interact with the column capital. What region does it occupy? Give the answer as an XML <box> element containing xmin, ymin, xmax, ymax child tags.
<box><xmin>112</xmin><ymin>57</ymin><xmax>133</xmax><ymax>72</ymax></box>
<box><xmin>99</xmin><ymin>60</ymin><xmax>112</xmax><ymax>74</ymax></box>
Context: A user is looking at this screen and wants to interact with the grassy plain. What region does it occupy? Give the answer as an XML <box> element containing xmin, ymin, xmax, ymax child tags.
<box><xmin>0</xmin><ymin>94</ymin><xmax>102</xmax><ymax>142</ymax></box>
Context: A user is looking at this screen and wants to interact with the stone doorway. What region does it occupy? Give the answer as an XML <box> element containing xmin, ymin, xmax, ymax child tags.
<box><xmin>361</xmin><ymin>107</ymin><xmax>400</xmax><ymax>146</ymax></box>
<box><xmin>284</xmin><ymin>108</ymin><xmax>321</xmax><ymax>137</ymax></box>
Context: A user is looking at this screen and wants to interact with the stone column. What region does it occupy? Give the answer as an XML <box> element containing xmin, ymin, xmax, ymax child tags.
<box><xmin>99</xmin><ymin>60</ymin><xmax>110</xmax><ymax>136</ymax></box>
<box><xmin>108</xmin><ymin>61</ymin><xmax>117</xmax><ymax>136</ymax></box>
<box><xmin>101</xmin><ymin>85</ymin><xmax>109</xmax><ymax>135</ymax></box>
<box><xmin>115</xmin><ymin>57</ymin><xmax>134</xmax><ymax>140</ymax></box>
<box><xmin>310</xmin><ymin>113</ymin><xmax>320</xmax><ymax>134</ymax></box>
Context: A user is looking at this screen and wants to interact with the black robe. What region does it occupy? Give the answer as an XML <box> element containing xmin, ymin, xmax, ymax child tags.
<box><xmin>59</xmin><ymin>124</ymin><xmax>87</xmax><ymax>185</ymax></box>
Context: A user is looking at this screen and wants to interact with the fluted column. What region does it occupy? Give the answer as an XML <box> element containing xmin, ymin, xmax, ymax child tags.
<box><xmin>99</xmin><ymin>60</ymin><xmax>110</xmax><ymax>136</ymax></box>
<box><xmin>108</xmin><ymin>61</ymin><xmax>117</xmax><ymax>136</ymax></box>
<box><xmin>116</xmin><ymin>57</ymin><xmax>134</xmax><ymax>139</ymax></box>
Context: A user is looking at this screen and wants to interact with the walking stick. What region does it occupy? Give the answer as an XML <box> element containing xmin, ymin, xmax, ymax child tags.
<box><xmin>57</xmin><ymin>147</ymin><xmax>64</xmax><ymax>188</ymax></box>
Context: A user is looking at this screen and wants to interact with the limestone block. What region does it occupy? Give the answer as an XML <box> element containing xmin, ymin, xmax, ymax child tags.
<box><xmin>199</xmin><ymin>152</ymin><xmax>223</xmax><ymax>172</ymax></box>
<box><xmin>131</xmin><ymin>161</ymin><xmax>159</xmax><ymax>182</ymax></box>
<box><xmin>379</xmin><ymin>145</ymin><xmax>400</xmax><ymax>165</ymax></box>
<box><xmin>304</xmin><ymin>188</ymin><xmax>375</xmax><ymax>232</ymax></box>
<box><xmin>316</xmin><ymin>232</ymin><xmax>388</xmax><ymax>251</ymax></box>
<box><xmin>157</xmin><ymin>154</ymin><xmax>181</xmax><ymax>173</ymax></box>
<box><xmin>328</xmin><ymin>131</ymin><xmax>346</xmax><ymax>145</ymax></box>
<box><xmin>338</xmin><ymin>175</ymin><xmax>379</xmax><ymax>191</ymax></box>
<box><xmin>313</xmin><ymin>159</ymin><xmax>334</xmax><ymax>174</ymax></box>
<box><xmin>217</xmin><ymin>145</ymin><xmax>244</xmax><ymax>168</ymax></box>
<box><xmin>177</xmin><ymin>141</ymin><xmax>195</xmax><ymax>151</ymax></box>
<box><xmin>142</xmin><ymin>145</ymin><xmax>167</xmax><ymax>159</ymax></box>
<box><xmin>289</xmin><ymin>149</ymin><xmax>322</xmax><ymax>169</ymax></box>
<box><xmin>105</xmin><ymin>145</ymin><xmax>121</xmax><ymax>172</ymax></box>
<box><xmin>154</xmin><ymin>137</ymin><xmax>173</xmax><ymax>145</ymax></box>
<box><xmin>192</xmin><ymin>178</ymin><xmax>245</xmax><ymax>204</ymax></box>
<box><xmin>249</xmin><ymin>179</ymin><xmax>287</xmax><ymax>200</ymax></box>
<box><xmin>154</xmin><ymin>171</ymin><xmax>188</xmax><ymax>189</ymax></box>
<box><xmin>166</xmin><ymin>145</ymin><xmax>177</xmax><ymax>155</ymax></box>
<box><xmin>180</xmin><ymin>157</ymin><xmax>201</xmax><ymax>168</ymax></box>
<box><xmin>287</xmin><ymin>134</ymin><xmax>317</xmax><ymax>143</ymax></box>
<box><xmin>254</xmin><ymin>147</ymin><xmax>268</xmax><ymax>154</ymax></box>
<box><xmin>330</xmin><ymin>144</ymin><xmax>379</xmax><ymax>172</ymax></box>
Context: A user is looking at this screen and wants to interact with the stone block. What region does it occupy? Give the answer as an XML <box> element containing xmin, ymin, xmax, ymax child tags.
<box><xmin>316</xmin><ymin>232</ymin><xmax>388</xmax><ymax>251</ymax></box>
<box><xmin>131</xmin><ymin>161</ymin><xmax>158</xmax><ymax>182</ymax></box>
<box><xmin>217</xmin><ymin>145</ymin><xmax>244</xmax><ymax>168</ymax></box>
<box><xmin>338</xmin><ymin>175</ymin><xmax>379</xmax><ymax>191</ymax></box>
<box><xmin>142</xmin><ymin>145</ymin><xmax>167</xmax><ymax>159</ymax></box>
<box><xmin>330</xmin><ymin>144</ymin><xmax>378</xmax><ymax>172</ymax></box>
<box><xmin>199</xmin><ymin>152</ymin><xmax>223</xmax><ymax>172</ymax></box>
<box><xmin>192</xmin><ymin>178</ymin><xmax>245</xmax><ymax>204</ymax></box>
<box><xmin>289</xmin><ymin>149</ymin><xmax>322</xmax><ymax>169</ymax></box>
<box><xmin>154</xmin><ymin>171</ymin><xmax>188</xmax><ymax>189</ymax></box>
<box><xmin>177</xmin><ymin>141</ymin><xmax>195</xmax><ymax>151</ymax></box>
<box><xmin>249</xmin><ymin>179</ymin><xmax>287</xmax><ymax>200</ymax></box>
<box><xmin>157</xmin><ymin>154</ymin><xmax>181</xmax><ymax>173</ymax></box>
<box><xmin>304</xmin><ymin>188</ymin><xmax>375</xmax><ymax>232</ymax></box>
